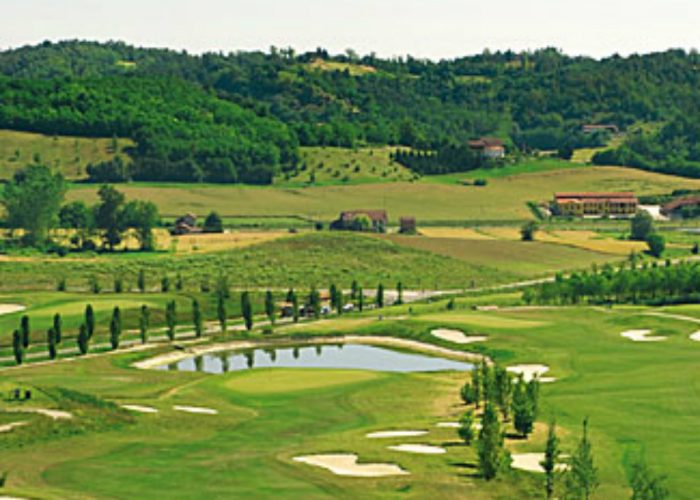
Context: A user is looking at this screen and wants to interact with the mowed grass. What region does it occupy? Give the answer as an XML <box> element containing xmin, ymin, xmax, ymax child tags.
<box><xmin>277</xmin><ymin>146</ymin><xmax>414</xmax><ymax>186</ymax></box>
<box><xmin>67</xmin><ymin>165</ymin><xmax>700</xmax><ymax>222</ymax></box>
<box><xmin>383</xmin><ymin>234</ymin><xmax>620</xmax><ymax>278</ymax></box>
<box><xmin>0</xmin><ymin>129</ymin><xmax>132</xmax><ymax>180</ymax></box>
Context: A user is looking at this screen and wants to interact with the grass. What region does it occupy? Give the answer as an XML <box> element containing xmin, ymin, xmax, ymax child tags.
<box><xmin>306</xmin><ymin>58</ymin><xmax>378</xmax><ymax>76</ymax></box>
<box><xmin>0</xmin><ymin>129</ymin><xmax>132</xmax><ymax>180</ymax></box>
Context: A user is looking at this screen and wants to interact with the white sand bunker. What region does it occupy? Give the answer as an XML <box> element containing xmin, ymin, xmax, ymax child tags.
<box><xmin>430</xmin><ymin>329</ymin><xmax>487</xmax><ymax>345</ymax></box>
<box><xmin>0</xmin><ymin>304</ymin><xmax>25</xmax><ymax>316</ymax></box>
<box><xmin>173</xmin><ymin>405</ymin><xmax>218</xmax><ymax>415</ymax></box>
<box><xmin>511</xmin><ymin>453</ymin><xmax>569</xmax><ymax>473</ymax></box>
<box><xmin>293</xmin><ymin>454</ymin><xmax>408</xmax><ymax>477</ymax></box>
<box><xmin>621</xmin><ymin>330</ymin><xmax>666</xmax><ymax>342</ymax></box>
<box><xmin>0</xmin><ymin>421</ymin><xmax>28</xmax><ymax>433</ymax></box>
<box><xmin>7</xmin><ymin>408</ymin><xmax>72</xmax><ymax>420</ymax></box>
<box><xmin>507</xmin><ymin>364</ymin><xmax>555</xmax><ymax>383</ymax></box>
<box><xmin>388</xmin><ymin>444</ymin><xmax>446</xmax><ymax>455</ymax></box>
<box><xmin>367</xmin><ymin>430</ymin><xmax>428</xmax><ymax>439</ymax></box>
<box><xmin>436</xmin><ymin>422</ymin><xmax>460</xmax><ymax>429</ymax></box>
<box><xmin>690</xmin><ymin>331</ymin><xmax>700</xmax><ymax>342</ymax></box>
<box><xmin>121</xmin><ymin>404</ymin><xmax>159</xmax><ymax>414</ymax></box>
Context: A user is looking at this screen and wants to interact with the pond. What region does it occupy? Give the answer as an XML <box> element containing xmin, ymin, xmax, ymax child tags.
<box><xmin>156</xmin><ymin>344</ymin><xmax>474</xmax><ymax>374</ymax></box>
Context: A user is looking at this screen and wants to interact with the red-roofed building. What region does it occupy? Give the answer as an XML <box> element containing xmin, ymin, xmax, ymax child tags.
<box><xmin>468</xmin><ymin>137</ymin><xmax>506</xmax><ymax>159</ymax></box>
<box><xmin>553</xmin><ymin>192</ymin><xmax>637</xmax><ymax>217</ymax></box>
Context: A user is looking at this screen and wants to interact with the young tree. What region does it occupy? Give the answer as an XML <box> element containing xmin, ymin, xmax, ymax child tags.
<box><xmin>114</xmin><ymin>276</ymin><xmax>123</xmax><ymax>293</ymax></box>
<box><xmin>527</xmin><ymin>377</ymin><xmax>541</xmax><ymax>419</ymax></box>
<box><xmin>565</xmin><ymin>418</ymin><xmax>599</xmax><ymax>500</ymax></box>
<box><xmin>139</xmin><ymin>305</ymin><xmax>149</xmax><ymax>344</ymax></box>
<box><xmin>161</xmin><ymin>276</ymin><xmax>170</xmax><ymax>293</ymax></box>
<box><xmin>631</xmin><ymin>211</ymin><xmax>654</xmax><ymax>241</ymax></box>
<box><xmin>175</xmin><ymin>273</ymin><xmax>184</xmax><ymax>291</ymax></box>
<box><xmin>630</xmin><ymin>456</ymin><xmax>668</xmax><ymax>500</ymax></box>
<box><xmin>53</xmin><ymin>313</ymin><xmax>62</xmax><ymax>344</ymax></box>
<box><xmin>241</xmin><ymin>291</ymin><xmax>253</xmax><ymax>330</ymax></box>
<box><xmin>20</xmin><ymin>315</ymin><xmax>30</xmax><ymax>349</ymax></box>
<box><xmin>2</xmin><ymin>164</ymin><xmax>66</xmax><ymax>246</ymax></box>
<box><xmin>290</xmin><ymin>289</ymin><xmax>300</xmax><ymax>323</ymax></box>
<box><xmin>94</xmin><ymin>184</ymin><xmax>126</xmax><ymax>251</ymax></box>
<box><xmin>12</xmin><ymin>329</ymin><xmax>23</xmax><ymax>365</ymax></box>
<box><xmin>541</xmin><ymin>419</ymin><xmax>559</xmax><ymax>499</ymax></box>
<box><xmin>137</xmin><ymin>269</ymin><xmax>146</xmax><ymax>293</ymax></box>
<box><xmin>77</xmin><ymin>323</ymin><xmax>89</xmax><ymax>355</ymax></box>
<box><xmin>110</xmin><ymin>307</ymin><xmax>122</xmax><ymax>349</ymax></box>
<box><xmin>472</xmin><ymin>365</ymin><xmax>482</xmax><ymax>409</ymax></box>
<box><xmin>351</xmin><ymin>280</ymin><xmax>359</xmax><ymax>300</ymax></box>
<box><xmin>47</xmin><ymin>327</ymin><xmax>57</xmax><ymax>360</ymax></box>
<box><xmin>477</xmin><ymin>402</ymin><xmax>508</xmax><ymax>481</ymax></box>
<box><xmin>329</xmin><ymin>284</ymin><xmax>338</xmax><ymax>311</ymax></box>
<box><xmin>357</xmin><ymin>286</ymin><xmax>364</xmax><ymax>312</ymax></box>
<box><xmin>166</xmin><ymin>300</ymin><xmax>177</xmax><ymax>340</ymax></box>
<box><xmin>458</xmin><ymin>410</ymin><xmax>475</xmax><ymax>445</ymax></box>
<box><xmin>647</xmin><ymin>234</ymin><xmax>666</xmax><ymax>258</ymax></box>
<box><xmin>217</xmin><ymin>293</ymin><xmax>227</xmax><ymax>334</ymax></box>
<box><xmin>460</xmin><ymin>380</ymin><xmax>476</xmax><ymax>405</ymax></box>
<box><xmin>309</xmin><ymin>288</ymin><xmax>321</xmax><ymax>319</ymax></box>
<box><xmin>396</xmin><ymin>281</ymin><xmax>404</xmax><ymax>305</ymax></box>
<box><xmin>216</xmin><ymin>275</ymin><xmax>230</xmax><ymax>299</ymax></box>
<box><xmin>521</xmin><ymin>220</ymin><xmax>539</xmax><ymax>241</ymax></box>
<box><xmin>512</xmin><ymin>376</ymin><xmax>535</xmax><ymax>437</ymax></box>
<box><xmin>265</xmin><ymin>290</ymin><xmax>275</xmax><ymax>324</ymax></box>
<box><xmin>203</xmin><ymin>211</ymin><xmax>224</xmax><ymax>233</ymax></box>
<box><xmin>376</xmin><ymin>283</ymin><xmax>384</xmax><ymax>308</ymax></box>
<box><xmin>122</xmin><ymin>200</ymin><xmax>160</xmax><ymax>251</ymax></box>
<box><xmin>192</xmin><ymin>299</ymin><xmax>203</xmax><ymax>338</ymax></box>
<box><xmin>494</xmin><ymin>366</ymin><xmax>513</xmax><ymax>420</ymax></box>
<box><xmin>85</xmin><ymin>304</ymin><xmax>95</xmax><ymax>339</ymax></box>
<box><xmin>90</xmin><ymin>275</ymin><xmax>101</xmax><ymax>294</ymax></box>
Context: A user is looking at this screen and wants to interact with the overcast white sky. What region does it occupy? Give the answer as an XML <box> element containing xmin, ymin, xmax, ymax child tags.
<box><xmin>1</xmin><ymin>0</ymin><xmax>698</xmax><ymax>59</ymax></box>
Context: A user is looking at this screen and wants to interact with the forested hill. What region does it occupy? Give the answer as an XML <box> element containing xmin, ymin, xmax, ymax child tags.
<box><xmin>1</xmin><ymin>40</ymin><xmax>700</xmax><ymax>183</ymax></box>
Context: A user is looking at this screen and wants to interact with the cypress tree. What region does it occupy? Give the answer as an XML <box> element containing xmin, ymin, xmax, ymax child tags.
<box><xmin>309</xmin><ymin>288</ymin><xmax>321</xmax><ymax>319</ymax></box>
<box><xmin>291</xmin><ymin>289</ymin><xmax>299</xmax><ymax>323</ymax></box>
<box><xmin>494</xmin><ymin>366</ymin><xmax>513</xmax><ymax>420</ymax></box>
<box><xmin>47</xmin><ymin>327</ymin><xmax>57</xmax><ymax>360</ymax></box>
<box><xmin>12</xmin><ymin>329</ymin><xmax>23</xmax><ymax>365</ymax></box>
<box><xmin>351</xmin><ymin>280</ymin><xmax>358</xmax><ymax>300</ymax></box>
<box><xmin>376</xmin><ymin>283</ymin><xmax>384</xmax><ymax>308</ymax></box>
<box><xmin>329</xmin><ymin>284</ymin><xmax>338</xmax><ymax>310</ymax></box>
<box><xmin>20</xmin><ymin>315</ymin><xmax>30</xmax><ymax>349</ymax></box>
<box><xmin>241</xmin><ymin>292</ymin><xmax>253</xmax><ymax>330</ymax></box>
<box><xmin>53</xmin><ymin>313</ymin><xmax>62</xmax><ymax>344</ymax></box>
<box><xmin>192</xmin><ymin>299</ymin><xmax>203</xmax><ymax>338</ymax></box>
<box><xmin>85</xmin><ymin>304</ymin><xmax>95</xmax><ymax>339</ymax></box>
<box><xmin>175</xmin><ymin>272</ymin><xmax>184</xmax><ymax>291</ymax></box>
<box><xmin>137</xmin><ymin>269</ymin><xmax>146</xmax><ymax>293</ymax></box>
<box><xmin>542</xmin><ymin>419</ymin><xmax>559</xmax><ymax>499</ymax></box>
<box><xmin>114</xmin><ymin>276</ymin><xmax>123</xmax><ymax>293</ymax></box>
<box><xmin>77</xmin><ymin>323</ymin><xmax>89</xmax><ymax>355</ymax></box>
<box><xmin>396</xmin><ymin>281</ymin><xmax>404</xmax><ymax>305</ymax></box>
<box><xmin>565</xmin><ymin>418</ymin><xmax>598</xmax><ymax>500</ymax></box>
<box><xmin>110</xmin><ymin>306</ymin><xmax>121</xmax><ymax>349</ymax></box>
<box><xmin>166</xmin><ymin>300</ymin><xmax>176</xmax><ymax>340</ymax></box>
<box><xmin>161</xmin><ymin>276</ymin><xmax>170</xmax><ymax>293</ymax></box>
<box><xmin>217</xmin><ymin>293</ymin><xmax>227</xmax><ymax>334</ymax></box>
<box><xmin>139</xmin><ymin>305</ymin><xmax>149</xmax><ymax>343</ymax></box>
<box><xmin>265</xmin><ymin>290</ymin><xmax>275</xmax><ymax>324</ymax></box>
<box><xmin>358</xmin><ymin>286</ymin><xmax>364</xmax><ymax>311</ymax></box>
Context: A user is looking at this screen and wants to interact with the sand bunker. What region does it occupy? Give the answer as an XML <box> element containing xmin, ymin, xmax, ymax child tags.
<box><xmin>7</xmin><ymin>408</ymin><xmax>72</xmax><ymax>420</ymax></box>
<box><xmin>621</xmin><ymin>330</ymin><xmax>666</xmax><ymax>342</ymax></box>
<box><xmin>0</xmin><ymin>304</ymin><xmax>25</xmax><ymax>316</ymax></box>
<box><xmin>430</xmin><ymin>329</ymin><xmax>487</xmax><ymax>345</ymax></box>
<box><xmin>293</xmin><ymin>454</ymin><xmax>408</xmax><ymax>477</ymax></box>
<box><xmin>0</xmin><ymin>421</ymin><xmax>28</xmax><ymax>433</ymax></box>
<box><xmin>388</xmin><ymin>444</ymin><xmax>446</xmax><ymax>455</ymax></box>
<box><xmin>436</xmin><ymin>422</ymin><xmax>460</xmax><ymax>429</ymax></box>
<box><xmin>367</xmin><ymin>430</ymin><xmax>428</xmax><ymax>439</ymax></box>
<box><xmin>173</xmin><ymin>405</ymin><xmax>218</xmax><ymax>415</ymax></box>
<box><xmin>506</xmin><ymin>364</ymin><xmax>555</xmax><ymax>383</ymax></box>
<box><xmin>690</xmin><ymin>331</ymin><xmax>700</xmax><ymax>342</ymax></box>
<box><xmin>121</xmin><ymin>404</ymin><xmax>159</xmax><ymax>414</ymax></box>
<box><xmin>511</xmin><ymin>453</ymin><xmax>569</xmax><ymax>473</ymax></box>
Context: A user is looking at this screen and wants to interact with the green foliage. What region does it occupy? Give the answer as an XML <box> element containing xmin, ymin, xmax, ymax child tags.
<box><xmin>2</xmin><ymin>164</ymin><xmax>66</xmax><ymax>246</ymax></box>
<box><xmin>630</xmin><ymin>456</ymin><xmax>669</xmax><ymax>500</ymax></box>
<box><xmin>139</xmin><ymin>305</ymin><xmax>149</xmax><ymax>343</ymax></box>
<box><xmin>477</xmin><ymin>402</ymin><xmax>508</xmax><ymax>481</ymax></box>
<box><xmin>12</xmin><ymin>329</ymin><xmax>23</xmax><ymax>365</ymax></box>
<box><xmin>217</xmin><ymin>293</ymin><xmax>227</xmax><ymax>334</ymax></box>
<box><xmin>77</xmin><ymin>323</ymin><xmax>89</xmax><ymax>355</ymax></box>
<box><xmin>165</xmin><ymin>300</ymin><xmax>176</xmax><ymax>340</ymax></box>
<box><xmin>631</xmin><ymin>211</ymin><xmax>654</xmax><ymax>241</ymax></box>
<box><xmin>309</xmin><ymin>288</ymin><xmax>321</xmax><ymax>319</ymax></box>
<box><xmin>265</xmin><ymin>290</ymin><xmax>275</xmax><ymax>324</ymax></box>
<box><xmin>565</xmin><ymin>418</ymin><xmax>599</xmax><ymax>500</ymax></box>
<box><xmin>20</xmin><ymin>315</ymin><xmax>30</xmax><ymax>349</ymax></box>
<box><xmin>376</xmin><ymin>283</ymin><xmax>384</xmax><ymax>308</ymax></box>
<box><xmin>241</xmin><ymin>291</ymin><xmax>253</xmax><ymax>330</ymax></box>
<box><xmin>85</xmin><ymin>304</ymin><xmax>95</xmax><ymax>338</ymax></box>
<box><xmin>646</xmin><ymin>234</ymin><xmax>665</xmax><ymax>258</ymax></box>
<box><xmin>192</xmin><ymin>299</ymin><xmax>203</xmax><ymax>338</ymax></box>
<box><xmin>460</xmin><ymin>381</ymin><xmax>476</xmax><ymax>405</ymax></box>
<box><xmin>53</xmin><ymin>313</ymin><xmax>62</xmax><ymax>343</ymax></box>
<box><xmin>458</xmin><ymin>410</ymin><xmax>475</xmax><ymax>445</ymax></box>
<box><xmin>512</xmin><ymin>376</ymin><xmax>535</xmax><ymax>436</ymax></box>
<box><xmin>521</xmin><ymin>220</ymin><xmax>539</xmax><ymax>241</ymax></box>
<box><xmin>203</xmin><ymin>211</ymin><xmax>224</xmax><ymax>233</ymax></box>
<box><xmin>109</xmin><ymin>306</ymin><xmax>121</xmax><ymax>349</ymax></box>
<box><xmin>542</xmin><ymin>419</ymin><xmax>559</xmax><ymax>499</ymax></box>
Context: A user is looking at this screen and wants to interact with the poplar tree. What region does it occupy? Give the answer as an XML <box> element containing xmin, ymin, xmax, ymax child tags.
<box><xmin>77</xmin><ymin>324</ymin><xmax>89</xmax><ymax>355</ymax></box>
<box><xmin>12</xmin><ymin>329</ymin><xmax>23</xmax><ymax>365</ymax></box>
<box><xmin>290</xmin><ymin>289</ymin><xmax>299</xmax><ymax>323</ymax></box>
<box><xmin>139</xmin><ymin>305</ymin><xmax>149</xmax><ymax>343</ymax></box>
<box><xmin>110</xmin><ymin>306</ymin><xmax>121</xmax><ymax>349</ymax></box>
<box><xmin>265</xmin><ymin>290</ymin><xmax>275</xmax><ymax>324</ymax></box>
<box><xmin>192</xmin><ymin>299</ymin><xmax>203</xmax><ymax>338</ymax></box>
<box><xmin>512</xmin><ymin>376</ymin><xmax>535</xmax><ymax>437</ymax></box>
<box><xmin>217</xmin><ymin>293</ymin><xmax>227</xmax><ymax>334</ymax></box>
<box><xmin>53</xmin><ymin>313</ymin><xmax>62</xmax><ymax>343</ymax></box>
<box><xmin>472</xmin><ymin>365</ymin><xmax>482</xmax><ymax>409</ymax></box>
<box><xmin>166</xmin><ymin>300</ymin><xmax>176</xmax><ymax>340</ymax></box>
<box><xmin>47</xmin><ymin>327</ymin><xmax>57</xmax><ymax>360</ymax></box>
<box><xmin>241</xmin><ymin>292</ymin><xmax>253</xmax><ymax>330</ymax></box>
<box><xmin>309</xmin><ymin>288</ymin><xmax>321</xmax><ymax>319</ymax></box>
<box><xmin>494</xmin><ymin>366</ymin><xmax>513</xmax><ymax>420</ymax></box>
<box><xmin>541</xmin><ymin>419</ymin><xmax>559</xmax><ymax>499</ymax></box>
<box><xmin>565</xmin><ymin>418</ymin><xmax>598</xmax><ymax>500</ymax></box>
<box><xmin>477</xmin><ymin>402</ymin><xmax>507</xmax><ymax>481</ymax></box>
<box><xmin>85</xmin><ymin>304</ymin><xmax>95</xmax><ymax>339</ymax></box>
<box><xmin>20</xmin><ymin>315</ymin><xmax>30</xmax><ymax>349</ymax></box>
<box><xmin>458</xmin><ymin>410</ymin><xmax>475</xmax><ymax>445</ymax></box>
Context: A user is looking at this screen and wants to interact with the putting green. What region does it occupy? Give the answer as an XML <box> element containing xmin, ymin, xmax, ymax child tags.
<box><xmin>226</xmin><ymin>368</ymin><xmax>381</xmax><ymax>394</ymax></box>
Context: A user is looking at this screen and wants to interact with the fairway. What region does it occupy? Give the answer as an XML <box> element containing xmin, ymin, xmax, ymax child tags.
<box><xmin>66</xmin><ymin>165</ymin><xmax>700</xmax><ymax>222</ymax></box>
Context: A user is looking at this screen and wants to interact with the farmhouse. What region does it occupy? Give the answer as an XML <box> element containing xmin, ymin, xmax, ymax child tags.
<box><xmin>661</xmin><ymin>196</ymin><xmax>700</xmax><ymax>219</ymax></box>
<box><xmin>330</xmin><ymin>210</ymin><xmax>388</xmax><ymax>233</ymax></box>
<box><xmin>553</xmin><ymin>192</ymin><xmax>638</xmax><ymax>217</ymax></box>
<box><xmin>399</xmin><ymin>216</ymin><xmax>417</xmax><ymax>234</ymax></box>
<box><xmin>171</xmin><ymin>213</ymin><xmax>202</xmax><ymax>235</ymax></box>
<box><xmin>468</xmin><ymin>137</ymin><xmax>506</xmax><ymax>159</ymax></box>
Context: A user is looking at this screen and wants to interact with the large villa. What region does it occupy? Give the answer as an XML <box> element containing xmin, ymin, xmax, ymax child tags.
<box><xmin>552</xmin><ymin>192</ymin><xmax>638</xmax><ymax>217</ymax></box>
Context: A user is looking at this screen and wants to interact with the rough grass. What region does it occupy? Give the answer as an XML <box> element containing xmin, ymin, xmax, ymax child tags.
<box><xmin>0</xmin><ymin>129</ymin><xmax>132</xmax><ymax>180</ymax></box>
<box><xmin>306</xmin><ymin>58</ymin><xmax>378</xmax><ymax>76</ymax></box>
<box><xmin>67</xmin><ymin>165</ymin><xmax>700</xmax><ymax>223</ymax></box>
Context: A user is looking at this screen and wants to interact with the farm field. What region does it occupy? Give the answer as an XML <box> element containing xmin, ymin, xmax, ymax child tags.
<box><xmin>3</xmin><ymin>299</ymin><xmax>700</xmax><ymax>498</ymax></box>
<box><xmin>0</xmin><ymin>129</ymin><xmax>132</xmax><ymax>180</ymax></box>
<box><xmin>67</xmin><ymin>165</ymin><xmax>700</xmax><ymax>223</ymax></box>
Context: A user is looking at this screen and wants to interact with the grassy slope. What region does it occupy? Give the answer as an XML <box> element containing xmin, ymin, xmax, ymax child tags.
<box><xmin>67</xmin><ymin>165</ymin><xmax>700</xmax><ymax>222</ymax></box>
<box><xmin>0</xmin><ymin>129</ymin><xmax>132</xmax><ymax>180</ymax></box>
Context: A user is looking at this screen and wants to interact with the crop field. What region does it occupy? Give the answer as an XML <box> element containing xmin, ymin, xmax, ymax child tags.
<box><xmin>0</xmin><ymin>129</ymin><xmax>132</xmax><ymax>180</ymax></box>
<box><xmin>67</xmin><ymin>165</ymin><xmax>700</xmax><ymax>223</ymax></box>
<box><xmin>3</xmin><ymin>297</ymin><xmax>700</xmax><ymax>498</ymax></box>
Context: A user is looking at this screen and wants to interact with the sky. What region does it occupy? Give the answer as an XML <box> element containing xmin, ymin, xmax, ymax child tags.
<box><xmin>1</xmin><ymin>0</ymin><xmax>698</xmax><ymax>59</ymax></box>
